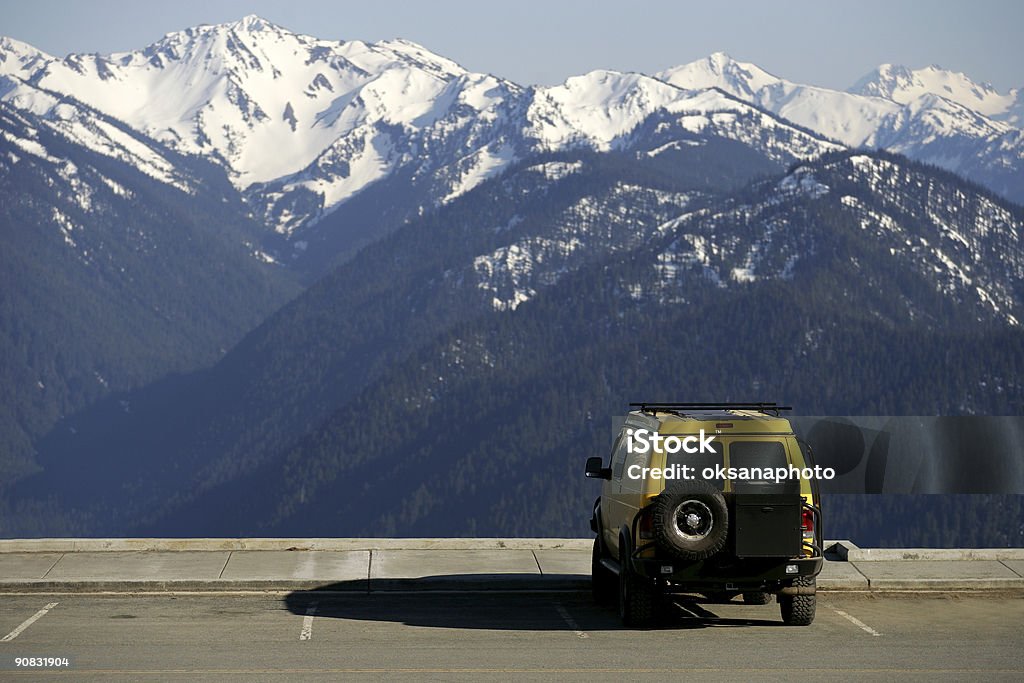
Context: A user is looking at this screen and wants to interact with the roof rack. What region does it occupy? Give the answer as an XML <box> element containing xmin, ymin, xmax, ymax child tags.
<box><xmin>629</xmin><ymin>402</ymin><xmax>792</xmax><ymax>417</ymax></box>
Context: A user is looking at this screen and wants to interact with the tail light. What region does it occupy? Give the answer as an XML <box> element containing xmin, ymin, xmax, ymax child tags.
<box><xmin>801</xmin><ymin>508</ymin><xmax>815</xmax><ymax>541</ymax></box>
<box><xmin>639</xmin><ymin>513</ymin><xmax>654</xmax><ymax>540</ymax></box>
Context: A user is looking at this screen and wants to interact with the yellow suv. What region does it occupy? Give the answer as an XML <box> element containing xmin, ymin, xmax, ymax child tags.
<box><xmin>585</xmin><ymin>403</ymin><xmax>823</xmax><ymax>626</ymax></box>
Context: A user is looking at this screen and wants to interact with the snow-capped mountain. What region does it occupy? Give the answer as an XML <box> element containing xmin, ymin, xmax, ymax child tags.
<box><xmin>462</xmin><ymin>148</ymin><xmax>1024</xmax><ymax>325</ymax></box>
<box><xmin>851</xmin><ymin>63</ymin><xmax>1023</xmax><ymax>126</ymax></box>
<box><xmin>30</xmin><ymin>146</ymin><xmax>1021</xmax><ymax>538</ymax></box>
<box><xmin>0</xmin><ymin>16</ymin><xmax>528</xmax><ymax>234</ymax></box>
<box><xmin>640</xmin><ymin>152</ymin><xmax>1023</xmax><ymax>325</ymax></box>
<box><xmin>1</xmin><ymin>18</ymin><xmax>1021</xmax><ymax>247</ymax></box>
<box><xmin>2</xmin><ymin>16</ymin><xmax>473</xmax><ymax>187</ymax></box>
<box><xmin>529</xmin><ymin>70</ymin><xmax>838</xmax><ymax>158</ymax></box>
<box><xmin>6</xmin><ymin>17</ymin><xmax>1024</xmax><ymax>538</ymax></box>
<box><xmin>527</xmin><ymin>70</ymin><xmax>688</xmax><ymax>150</ymax></box>
<box><xmin>658</xmin><ymin>53</ymin><xmax>900</xmax><ymax>146</ymax></box>
<box><xmin>0</xmin><ymin>20</ymin><xmax>889</xmax><ymax>243</ymax></box>
<box><xmin>0</xmin><ymin>76</ymin><xmax>197</xmax><ymax>194</ymax></box>
<box><xmin>658</xmin><ymin>53</ymin><xmax>1024</xmax><ymax>206</ymax></box>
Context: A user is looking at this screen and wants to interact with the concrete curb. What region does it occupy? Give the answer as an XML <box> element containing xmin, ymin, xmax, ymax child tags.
<box><xmin>6</xmin><ymin>538</ymin><xmax>1019</xmax><ymax>559</ymax></box>
<box><xmin>863</xmin><ymin>578</ymin><xmax>1024</xmax><ymax>591</ymax></box>
<box><xmin>852</xmin><ymin>549</ymin><xmax>1024</xmax><ymax>561</ymax></box>
<box><xmin>3</xmin><ymin>540</ymin><xmax>1023</xmax><ymax>594</ymax></box>
<box><xmin>0</xmin><ymin>538</ymin><xmax>593</xmax><ymax>553</ymax></box>
<box><xmin>827</xmin><ymin>540</ymin><xmax>1024</xmax><ymax>561</ymax></box>
<box><xmin>3</xmin><ymin>577</ymin><xmax>1020</xmax><ymax>594</ymax></box>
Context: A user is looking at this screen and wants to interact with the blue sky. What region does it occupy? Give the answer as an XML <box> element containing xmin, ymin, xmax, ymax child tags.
<box><xmin>3</xmin><ymin>0</ymin><xmax>1022</xmax><ymax>90</ymax></box>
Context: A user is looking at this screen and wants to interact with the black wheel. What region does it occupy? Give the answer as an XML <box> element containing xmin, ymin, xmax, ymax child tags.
<box><xmin>742</xmin><ymin>591</ymin><xmax>772</xmax><ymax>605</ymax></box>
<box><xmin>650</xmin><ymin>480</ymin><xmax>729</xmax><ymax>561</ymax></box>
<box><xmin>618</xmin><ymin>545</ymin><xmax>655</xmax><ymax>627</ymax></box>
<box><xmin>779</xmin><ymin>576</ymin><xmax>816</xmax><ymax>625</ymax></box>
<box><xmin>591</xmin><ymin>536</ymin><xmax>615</xmax><ymax>604</ymax></box>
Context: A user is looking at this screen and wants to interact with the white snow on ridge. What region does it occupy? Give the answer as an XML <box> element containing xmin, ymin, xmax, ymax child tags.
<box><xmin>658</xmin><ymin>89</ymin><xmax>843</xmax><ymax>162</ymax></box>
<box><xmin>660</xmin><ymin>52</ymin><xmax>902</xmax><ymax>147</ymax></box>
<box><xmin>656</xmin><ymin>52</ymin><xmax>1024</xmax><ymax>190</ymax></box>
<box><xmin>778</xmin><ymin>168</ymin><xmax>829</xmax><ymax>198</ymax></box>
<box><xmin>660</xmin><ymin>54</ymin><xmax>867</xmax><ymax>145</ymax></box>
<box><xmin>1</xmin><ymin>128</ymin><xmax>58</xmax><ymax>164</ymax></box>
<box><xmin>472</xmin><ymin>183</ymin><xmax>696</xmax><ymax>310</ymax></box>
<box><xmin>2</xmin><ymin>20</ymin><xmax>1022</xmax><ymax>238</ymax></box>
<box><xmin>0</xmin><ymin>37</ymin><xmax>49</xmax><ymax>80</ymax></box>
<box><xmin>527</xmin><ymin>160</ymin><xmax>583</xmax><ymax>181</ymax></box>
<box><xmin>644</xmin><ymin>139</ymin><xmax>704</xmax><ymax>157</ymax></box>
<box><xmin>760</xmin><ymin>82</ymin><xmax>899</xmax><ymax>146</ymax></box>
<box><xmin>0</xmin><ymin>16</ymin><xmax>492</xmax><ymax>189</ymax></box>
<box><xmin>851</xmin><ymin>63</ymin><xmax>1021</xmax><ymax>123</ymax></box>
<box><xmin>656</xmin><ymin>233</ymin><xmax>722</xmax><ymax>288</ymax></box>
<box><xmin>528</xmin><ymin>70</ymin><xmax>686</xmax><ymax>150</ymax></box>
<box><xmin>868</xmin><ymin>93</ymin><xmax>1012</xmax><ymax>152</ymax></box>
<box><xmin>657</xmin><ymin>52</ymin><xmax>780</xmax><ymax>99</ymax></box>
<box><xmin>0</xmin><ymin>78</ymin><xmax>194</xmax><ymax>191</ymax></box>
<box><xmin>441</xmin><ymin>142</ymin><xmax>517</xmax><ymax>204</ymax></box>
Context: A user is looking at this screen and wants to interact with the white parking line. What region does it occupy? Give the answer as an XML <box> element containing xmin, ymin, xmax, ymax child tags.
<box><xmin>1</xmin><ymin>602</ymin><xmax>59</xmax><ymax>642</ymax></box>
<box><xmin>555</xmin><ymin>603</ymin><xmax>588</xmax><ymax>639</ymax></box>
<box><xmin>299</xmin><ymin>603</ymin><xmax>318</xmax><ymax>641</ymax></box>
<box><xmin>831</xmin><ymin>607</ymin><xmax>882</xmax><ymax>636</ymax></box>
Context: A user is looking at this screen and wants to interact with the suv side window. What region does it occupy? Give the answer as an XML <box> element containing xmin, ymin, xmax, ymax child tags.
<box><xmin>620</xmin><ymin>437</ymin><xmax>650</xmax><ymax>493</ymax></box>
<box><xmin>610</xmin><ymin>432</ymin><xmax>630</xmax><ymax>481</ymax></box>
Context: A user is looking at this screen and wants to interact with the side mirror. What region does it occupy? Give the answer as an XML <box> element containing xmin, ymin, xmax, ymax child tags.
<box><xmin>585</xmin><ymin>456</ymin><xmax>612</xmax><ymax>480</ymax></box>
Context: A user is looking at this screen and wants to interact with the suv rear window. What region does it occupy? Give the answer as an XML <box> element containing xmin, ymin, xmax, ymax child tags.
<box><xmin>729</xmin><ymin>440</ymin><xmax>798</xmax><ymax>494</ymax></box>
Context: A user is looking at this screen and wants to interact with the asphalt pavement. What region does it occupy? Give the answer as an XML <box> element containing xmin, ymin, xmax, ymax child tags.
<box><xmin>1</xmin><ymin>592</ymin><xmax>1021</xmax><ymax>681</ymax></box>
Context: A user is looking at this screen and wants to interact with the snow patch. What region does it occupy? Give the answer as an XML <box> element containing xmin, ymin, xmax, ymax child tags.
<box><xmin>526</xmin><ymin>160</ymin><xmax>582</xmax><ymax>181</ymax></box>
<box><xmin>441</xmin><ymin>142</ymin><xmax>516</xmax><ymax>204</ymax></box>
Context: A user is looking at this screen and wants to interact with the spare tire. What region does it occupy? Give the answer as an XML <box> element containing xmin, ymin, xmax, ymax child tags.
<box><xmin>650</xmin><ymin>480</ymin><xmax>728</xmax><ymax>560</ymax></box>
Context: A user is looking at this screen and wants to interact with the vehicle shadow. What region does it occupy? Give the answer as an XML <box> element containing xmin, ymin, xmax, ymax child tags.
<box><xmin>283</xmin><ymin>581</ymin><xmax>786</xmax><ymax>631</ymax></box>
<box><xmin>665</xmin><ymin>597</ymin><xmax>785</xmax><ymax>629</ymax></box>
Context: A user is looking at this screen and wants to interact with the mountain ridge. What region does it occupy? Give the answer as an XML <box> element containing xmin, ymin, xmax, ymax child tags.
<box><xmin>10</xmin><ymin>147</ymin><xmax>1023</xmax><ymax>537</ymax></box>
<box><xmin>2</xmin><ymin>18</ymin><xmax>1020</xmax><ymax>249</ymax></box>
<box><xmin>2</xmin><ymin>18</ymin><xmax>1023</xmax><ymax>542</ymax></box>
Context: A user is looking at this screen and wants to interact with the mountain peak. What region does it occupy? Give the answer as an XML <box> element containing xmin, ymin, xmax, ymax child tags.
<box><xmin>0</xmin><ymin>36</ymin><xmax>53</xmax><ymax>79</ymax></box>
<box><xmin>233</xmin><ymin>14</ymin><xmax>277</xmax><ymax>32</ymax></box>
<box><xmin>657</xmin><ymin>52</ymin><xmax>779</xmax><ymax>98</ymax></box>
<box><xmin>874</xmin><ymin>63</ymin><xmax>912</xmax><ymax>78</ymax></box>
<box><xmin>143</xmin><ymin>14</ymin><xmax>301</xmax><ymax>58</ymax></box>
<box><xmin>0</xmin><ymin>35</ymin><xmax>47</xmax><ymax>55</ymax></box>
<box><xmin>849</xmin><ymin>62</ymin><xmax>1019</xmax><ymax>122</ymax></box>
<box><xmin>707</xmin><ymin>51</ymin><xmax>735</xmax><ymax>68</ymax></box>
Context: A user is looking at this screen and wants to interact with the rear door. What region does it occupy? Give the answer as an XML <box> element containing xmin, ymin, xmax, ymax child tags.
<box><xmin>727</xmin><ymin>439</ymin><xmax>802</xmax><ymax>557</ymax></box>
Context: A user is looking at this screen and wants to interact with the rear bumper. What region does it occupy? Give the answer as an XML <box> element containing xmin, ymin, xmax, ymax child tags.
<box><xmin>632</xmin><ymin>555</ymin><xmax>822</xmax><ymax>592</ymax></box>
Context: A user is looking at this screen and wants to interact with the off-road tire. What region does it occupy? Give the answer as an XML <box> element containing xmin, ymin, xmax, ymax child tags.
<box><xmin>743</xmin><ymin>591</ymin><xmax>773</xmax><ymax>605</ymax></box>
<box><xmin>650</xmin><ymin>480</ymin><xmax>729</xmax><ymax>561</ymax></box>
<box><xmin>779</xmin><ymin>576</ymin><xmax>816</xmax><ymax>625</ymax></box>
<box><xmin>591</xmin><ymin>536</ymin><xmax>615</xmax><ymax>604</ymax></box>
<box><xmin>618</xmin><ymin>546</ymin><xmax>655</xmax><ymax>627</ymax></box>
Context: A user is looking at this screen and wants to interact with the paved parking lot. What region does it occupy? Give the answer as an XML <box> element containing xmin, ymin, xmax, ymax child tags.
<box><xmin>1</xmin><ymin>592</ymin><xmax>1021</xmax><ymax>680</ymax></box>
